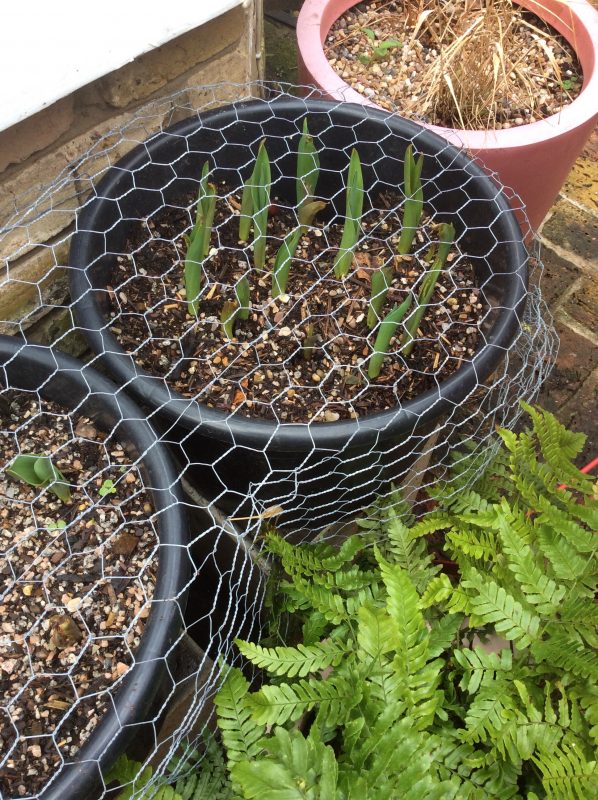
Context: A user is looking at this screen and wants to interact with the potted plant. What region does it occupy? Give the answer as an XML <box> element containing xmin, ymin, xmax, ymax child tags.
<box><xmin>104</xmin><ymin>405</ymin><xmax>598</xmax><ymax>799</ymax></box>
<box><xmin>296</xmin><ymin>0</ymin><xmax>598</xmax><ymax>231</ymax></box>
<box><xmin>69</xmin><ymin>96</ymin><xmax>528</xmax><ymax>531</ymax></box>
<box><xmin>0</xmin><ymin>337</ymin><xmax>191</xmax><ymax>800</ymax></box>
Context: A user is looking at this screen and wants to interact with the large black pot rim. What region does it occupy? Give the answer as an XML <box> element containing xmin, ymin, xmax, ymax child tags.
<box><xmin>69</xmin><ymin>97</ymin><xmax>528</xmax><ymax>452</ymax></box>
<box><xmin>0</xmin><ymin>337</ymin><xmax>189</xmax><ymax>800</ymax></box>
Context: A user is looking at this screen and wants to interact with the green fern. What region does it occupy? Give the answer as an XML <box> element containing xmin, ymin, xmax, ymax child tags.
<box><xmin>204</xmin><ymin>405</ymin><xmax>597</xmax><ymax>800</ymax></box>
<box><xmin>453</xmin><ymin>647</ymin><xmax>513</xmax><ymax>694</ymax></box>
<box><xmin>533</xmin><ymin>742</ymin><xmax>598</xmax><ymax>799</ymax></box>
<box><xmin>246</xmin><ymin>673</ymin><xmax>359</xmax><ymax>727</ymax></box>
<box><xmin>234</xmin><ymin>639</ymin><xmax>347</xmax><ymax>678</ymax></box>
<box><xmin>463</xmin><ymin>568</ymin><xmax>541</xmax><ymax>647</ymax></box>
<box><xmin>214</xmin><ymin>666</ymin><xmax>265</xmax><ymax>767</ymax></box>
<box><xmin>380</xmin><ymin>506</ymin><xmax>439</xmax><ymax>591</ymax></box>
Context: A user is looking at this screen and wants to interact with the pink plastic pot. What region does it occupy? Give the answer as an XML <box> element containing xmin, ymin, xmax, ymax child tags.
<box><xmin>297</xmin><ymin>0</ymin><xmax>598</xmax><ymax>231</ymax></box>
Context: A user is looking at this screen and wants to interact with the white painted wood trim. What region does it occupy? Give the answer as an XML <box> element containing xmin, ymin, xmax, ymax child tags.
<box><xmin>0</xmin><ymin>0</ymin><xmax>246</xmax><ymax>132</ymax></box>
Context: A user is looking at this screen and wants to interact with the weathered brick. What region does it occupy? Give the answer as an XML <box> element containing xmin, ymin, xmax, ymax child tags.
<box><xmin>555</xmin><ymin>370</ymin><xmax>598</xmax><ymax>467</ymax></box>
<box><xmin>0</xmin><ymin>97</ymin><xmax>74</xmax><ymax>173</ymax></box>
<box><xmin>185</xmin><ymin>46</ymin><xmax>259</xmax><ymax>111</ymax></box>
<box><xmin>0</xmin><ymin>241</ymin><xmax>70</xmax><ymax>335</ymax></box>
<box><xmin>562</xmin><ymin>278</ymin><xmax>598</xmax><ymax>333</ymax></box>
<box><xmin>532</xmin><ymin>248</ymin><xmax>581</xmax><ymax>310</ymax></box>
<box><xmin>541</xmin><ymin>199</ymin><xmax>598</xmax><ymax>267</ymax></box>
<box><xmin>537</xmin><ymin>321</ymin><xmax>598</xmax><ymax>413</ymax></box>
<box><xmin>0</xmin><ymin>108</ymin><xmax>170</xmax><ymax>263</ymax></box>
<box><xmin>0</xmin><ymin>148</ymin><xmax>78</xmax><ymax>262</ymax></box>
<box><xmin>98</xmin><ymin>6</ymin><xmax>245</xmax><ymax>109</ymax></box>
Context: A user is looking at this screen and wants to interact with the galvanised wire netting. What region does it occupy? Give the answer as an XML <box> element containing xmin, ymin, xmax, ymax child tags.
<box><xmin>0</xmin><ymin>83</ymin><xmax>557</xmax><ymax>799</ymax></box>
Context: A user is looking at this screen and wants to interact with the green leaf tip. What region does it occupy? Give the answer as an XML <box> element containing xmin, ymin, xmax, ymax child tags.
<box><xmin>235</xmin><ymin>276</ymin><xmax>251</xmax><ymax>321</ymax></box>
<box><xmin>334</xmin><ymin>148</ymin><xmax>364</xmax><ymax>278</ymax></box>
<box><xmin>297</xmin><ymin>118</ymin><xmax>320</xmax><ymax>221</ymax></box>
<box><xmin>368</xmin><ymin>293</ymin><xmax>413</xmax><ymax>380</ymax></box>
<box><xmin>397</xmin><ymin>145</ymin><xmax>424</xmax><ymax>256</ymax></box>
<box><xmin>250</xmin><ymin>140</ymin><xmax>272</xmax><ymax>271</ymax></box>
<box><xmin>7</xmin><ymin>454</ymin><xmax>71</xmax><ymax>503</ymax></box>
<box><xmin>184</xmin><ymin>158</ymin><xmax>217</xmax><ymax>316</ymax></box>
<box><xmin>367</xmin><ymin>267</ymin><xmax>392</xmax><ymax>330</ymax></box>
<box><xmin>272</xmin><ymin>227</ymin><xmax>303</xmax><ymax>299</ymax></box>
<box><xmin>400</xmin><ymin>221</ymin><xmax>455</xmax><ymax>357</ymax></box>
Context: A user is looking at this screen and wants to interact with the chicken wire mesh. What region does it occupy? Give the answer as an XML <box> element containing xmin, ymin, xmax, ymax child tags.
<box><xmin>0</xmin><ymin>82</ymin><xmax>557</xmax><ymax>799</ymax></box>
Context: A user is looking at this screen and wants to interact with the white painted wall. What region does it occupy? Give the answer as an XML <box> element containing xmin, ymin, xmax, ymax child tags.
<box><xmin>0</xmin><ymin>0</ymin><xmax>245</xmax><ymax>132</ymax></box>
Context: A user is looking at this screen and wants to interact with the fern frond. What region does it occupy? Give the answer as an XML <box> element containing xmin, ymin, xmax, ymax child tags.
<box><xmin>310</xmin><ymin>564</ymin><xmax>380</xmax><ymax>591</ymax></box>
<box><xmin>345</xmin><ymin>583</ymin><xmax>383</xmax><ymax>618</ymax></box>
<box><xmin>320</xmin><ymin>535</ymin><xmax>369</xmax><ymax>570</ymax></box>
<box><xmin>235</xmin><ymin>638</ymin><xmax>347</xmax><ymax>678</ymax></box>
<box><xmin>105</xmin><ymin>754</ymin><xmax>162</xmax><ymax>800</ymax></box>
<box><xmin>346</xmin><ymin>717</ymin><xmax>453</xmax><ymax>800</ymax></box>
<box><xmin>532</xmin><ymin>632</ymin><xmax>598</xmax><ymax>682</ymax></box>
<box><xmin>431</xmin><ymin>732</ymin><xmax>520</xmax><ymax>799</ymax></box>
<box><xmin>453</xmin><ymin>647</ymin><xmax>513</xmax><ymax>694</ymax></box>
<box><xmin>172</xmin><ymin>741</ymin><xmax>233</xmax><ymax>800</ymax></box>
<box><xmin>532</xmin><ymin>741</ymin><xmax>598</xmax><ymax>799</ymax></box>
<box><xmin>428</xmin><ymin>614</ymin><xmax>463</xmax><ymax>658</ymax></box>
<box><xmin>380</xmin><ymin>506</ymin><xmax>439</xmax><ymax>591</ymax></box>
<box><xmin>432</xmin><ymin>486</ymin><xmax>493</xmax><ymax>516</ymax></box>
<box><xmin>446</xmin><ymin>525</ymin><xmax>499</xmax><ymax>561</ymax></box>
<box><xmin>357</xmin><ymin>603</ymin><xmax>398</xmax><ymax>659</ymax></box>
<box><xmin>419</xmin><ymin>573</ymin><xmax>453</xmax><ymax>609</ymax></box>
<box><xmin>495</xmin><ymin>510</ymin><xmax>566</xmax><ymax>614</ymax></box>
<box><xmin>246</xmin><ymin>674</ymin><xmax>358</xmax><ymax>727</ymax></box>
<box><xmin>558</xmin><ymin>596</ymin><xmax>598</xmax><ymax>648</ymax></box>
<box><xmin>231</xmin><ymin>727</ymin><xmax>338</xmax><ymax>800</ymax></box>
<box><xmin>408</xmin><ymin>512</ymin><xmax>454</xmax><ymax>539</ymax></box>
<box><xmin>286</xmin><ymin>574</ymin><xmax>348</xmax><ymax>624</ymax></box>
<box><xmin>534</xmin><ymin>495</ymin><xmax>596</xmax><ymax>554</ymax></box>
<box><xmin>521</xmin><ymin>402</ymin><xmax>591</xmax><ymax>492</ymax></box>
<box><xmin>301</xmin><ymin>610</ymin><xmax>331</xmax><ymax>646</ymax></box>
<box><xmin>461</xmin><ymin>683</ymin><xmax>516</xmax><ymax>745</ymax></box>
<box><xmin>536</xmin><ymin>525</ymin><xmax>595</xmax><ymax>588</ymax></box>
<box><xmin>463</xmin><ymin>569</ymin><xmax>540</xmax><ymax>647</ymax></box>
<box><xmin>214</xmin><ymin>666</ymin><xmax>265</xmax><ymax>767</ymax></box>
<box><xmin>577</xmin><ymin>688</ymin><xmax>598</xmax><ymax>746</ymax></box>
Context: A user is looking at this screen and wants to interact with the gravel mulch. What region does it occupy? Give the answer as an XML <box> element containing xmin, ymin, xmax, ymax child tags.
<box><xmin>106</xmin><ymin>186</ymin><xmax>486</xmax><ymax>423</ymax></box>
<box><xmin>326</xmin><ymin>0</ymin><xmax>582</xmax><ymax>129</ymax></box>
<box><xmin>0</xmin><ymin>393</ymin><xmax>158</xmax><ymax>798</ymax></box>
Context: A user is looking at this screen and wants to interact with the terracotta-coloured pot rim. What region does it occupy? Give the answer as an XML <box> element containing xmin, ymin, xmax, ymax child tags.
<box><xmin>297</xmin><ymin>0</ymin><xmax>598</xmax><ymax>151</ymax></box>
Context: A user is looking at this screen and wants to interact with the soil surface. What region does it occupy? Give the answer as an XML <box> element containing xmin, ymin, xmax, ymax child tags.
<box><xmin>107</xmin><ymin>186</ymin><xmax>486</xmax><ymax>423</ymax></box>
<box><xmin>326</xmin><ymin>0</ymin><xmax>582</xmax><ymax>129</ymax></box>
<box><xmin>0</xmin><ymin>393</ymin><xmax>158</xmax><ymax>798</ymax></box>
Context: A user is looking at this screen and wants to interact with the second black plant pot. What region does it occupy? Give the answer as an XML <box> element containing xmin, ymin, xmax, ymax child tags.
<box><xmin>69</xmin><ymin>97</ymin><xmax>528</xmax><ymax>530</ymax></box>
<box><xmin>0</xmin><ymin>337</ymin><xmax>192</xmax><ymax>800</ymax></box>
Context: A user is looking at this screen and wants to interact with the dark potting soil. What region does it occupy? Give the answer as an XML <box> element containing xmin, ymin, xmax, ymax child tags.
<box><xmin>0</xmin><ymin>393</ymin><xmax>158</xmax><ymax>798</ymax></box>
<box><xmin>106</xmin><ymin>186</ymin><xmax>487</xmax><ymax>423</ymax></box>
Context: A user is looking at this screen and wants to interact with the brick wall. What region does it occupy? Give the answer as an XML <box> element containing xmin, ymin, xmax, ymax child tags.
<box><xmin>0</xmin><ymin>2</ymin><xmax>262</xmax><ymax>350</ymax></box>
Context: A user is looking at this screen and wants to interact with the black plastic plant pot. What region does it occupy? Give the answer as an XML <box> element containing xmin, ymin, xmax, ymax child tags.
<box><xmin>0</xmin><ymin>337</ymin><xmax>192</xmax><ymax>800</ymax></box>
<box><xmin>69</xmin><ymin>97</ymin><xmax>528</xmax><ymax>530</ymax></box>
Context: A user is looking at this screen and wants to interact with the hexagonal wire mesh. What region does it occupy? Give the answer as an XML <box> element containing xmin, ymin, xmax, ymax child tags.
<box><xmin>0</xmin><ymin>83</ymin><xmax>557</xmax><ymax>799</ymax></box>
